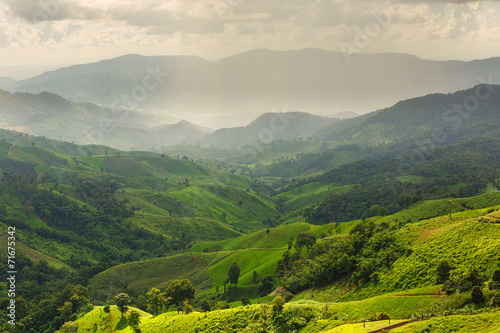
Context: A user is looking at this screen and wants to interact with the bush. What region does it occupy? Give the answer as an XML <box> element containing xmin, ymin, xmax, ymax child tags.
<box><xmin>257</xmin><ymin>275</ymin><xmax>275</xmax><ymax>296</ymax></box>
<box><xmin>103</xmin><ymin>305</ymin><xmax>110</xmax><ymax>313</ymax></box>
<box><xmin>376</xmin><ymin>313</ymin><xmax>391</xmax><ymax>323</ymax></box>
<box><xmin>471</xmin><ymin>286</ymin><xmax>485</xmax><ymax>305</ymax></box>
<box><xmin>436</xmin><ymin>260</ymin><xmax>452</xmax><ymax>284</ymax></box>
<box><xmin>241</xmin><ymin>297</ymin><xmax>251</xmax><ymax>306</ymax></box>
<box><xmin>183</xmin><ymin>300</ymin><xmax>193</xmax><ymax>314</ymax></box>
<box><xmin>198</xmin><ymin>300</ymin><xmax>211</xmax><ymax>312</ymax></box>
<box><xmin>272</xmin><ymin>296</ymin><xmax>285</xmax><ymax>314</ymax></box>
<box><xmin>213</xmin><ymin>301</ymin><xmax>230</xmax><ymax>310</ymax></box>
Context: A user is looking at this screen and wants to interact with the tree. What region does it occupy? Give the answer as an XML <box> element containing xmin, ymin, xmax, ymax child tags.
<box><xmin>436</xmin><ymin>260</ymin><xmax>452</xmax><ymax>284</ymax></box>
<box><xmin>198</xmin><ymin>300</ymin><xmax>211</xmax><ymax>312</ymax></box>
<box><xmin>60</xmin><ymin>321</ymin><xmax>79</xmax><ymax>333</ymax></box>
<box><xmin>164</xmin><ymin>279</ymin><xmax>195</xmax><ymax>307</ymax></box>
<box><xmin>128</xmin><ymin>310</ymin><xmax>141</xmax><ymax>333</ymax></box>
<box><xmin>114</xmin><ymin>293</ymin><xmax>131</xmax><ymax>317</ymax></box>
<box><xmin>183</xmin><ymin>300</ymin><xmax>193</xmax><ymax>314</ymax></box>
<box><xmin>370</xmin><ymin>205</ymin><xmax>387</xmax><ymax>216</ymax></box>
<box><xmin>294</xmin><ymin>232</ymin><xmax>316</xmax><ymax>252</ymax></box>
<box><xmin>146</xmin><ymin>287</ymin><xmax>168</xmax><ymax>316</ymax></box>
<box><xmin>228</xmin><ymin>262</ymin><xmax>241</xmax><ymax>286</ymax></box>
<box><xmin>429</xmin><ymin>185</ymin><xmax>439</xmax><ymax>198</ymax></box>
<box><xmin>471</xmin><ymin>286</ymin><xmax>485</xmax><ymax>305</ymax></box>
<box><xmin>58</xmin><ymin>301</ymin><xmax>73</xmax><ymax>319</ymax></box>
<box><xmin>493</xmin><ymin>269</ymin><xmax>500</xmax><ymax>283</ymax></box>
<box><xmin>266</xmin><ymin>228</ymin><xmax>270</xmax><ymax>237</ymax></box>
<box><xmin>241</xmin><ymin>297</ymin><xmax>251</xmax><ymax>306</ymax></box>
<box><xmin>252</xmin><ymin>270</ymin><xmax>259</xmax><ymax>284</ymax></box>
<box><xmin>272</xmin><ymin>296</ymin><xmax>285</xmax><ymax>314</ymax></box>
<box><xmin>257</xmin><ymin>275</ymin><xmax>275</xmax><ymax>296</ymax></box>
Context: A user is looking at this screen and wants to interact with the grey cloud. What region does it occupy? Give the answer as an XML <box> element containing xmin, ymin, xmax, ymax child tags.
<box><xmin>5</xmin><ymin>0</ymin><xmax>100</xmax><ymax>22</ymax></box>
<box><xmin>110</xmin><ymin>6</ymin><xmax>225</xmax><ymax>35</ymax></box>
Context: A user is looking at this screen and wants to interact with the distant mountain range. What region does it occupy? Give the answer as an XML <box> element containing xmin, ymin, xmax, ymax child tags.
<box><xmin>1</xmin><ymin>83</ymin><xmax>500</xmax><ymax>152</ymax></box>
<box><xmin>2</xmin><ymin>49</ymin><xmax>500</xmax><ymax>121</ymax></box>
<box><xmin>0</xmin><ymin>89</ymin><xmax>209</xmax><ymax>150</ymax></box>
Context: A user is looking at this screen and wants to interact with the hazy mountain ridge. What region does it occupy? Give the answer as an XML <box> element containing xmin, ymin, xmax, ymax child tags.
<box><xmin>202</xmin><ymin>112</ymin><xmax>342</xmax><ymax>148</ymax></box>
<box><xmin>3</xmin><ymin>49</ymin><xmax>500</xmax><ymax>119</ymax></box>
<box><xmin>0</xmin><ymin>89</ymin><xmax>211</xmax><ymax>150</ymax></box>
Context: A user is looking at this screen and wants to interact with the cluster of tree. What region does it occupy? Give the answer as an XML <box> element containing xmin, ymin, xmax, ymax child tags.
<box><xmin>278</xmin><ymin>221</ymin><xmax>405</xmax><ymax>294</ymax></box>
<box><xmin>0</xmin><ymin>252</ymin><xmax>93</xmax><ymax>332</ymax></box>
<box><xmin>143</xmin><ymin>279</ymin><xmax>195</xmax><ymax>317</ymax></box>
<box><xmin>438</xmin><ymin>261</ymin><xmax>500</xmax><ymax>308</ymax></box>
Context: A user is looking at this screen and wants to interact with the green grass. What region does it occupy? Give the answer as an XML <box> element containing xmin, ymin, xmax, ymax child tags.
<box><xmin>135</xmin><ymin>288</ymin><xmax>448</xmax><ymax>333</ymax></box>
<box><xmin>191</xmin><ymin>222</ymin><xmax>312</xmax><ymax>252</ymax></box>
<box><xmin>391</xmin><ymin>309</ymin><xmax>500</xmax><ymax>333</ymax></box>
<box><xmin>169</xmin><ymin>184</ymin><xmax>276</xmax><ymax>232</ymax></box>
<box><xmin>90</xmin><ymin>254</ymin><xmax>211</xmax><ymax>297</ymax></box>
<box><xmin>200</xmin><ymin>248</ymin><xmax>286</xmax><ymax>290</ymax></box>
<box><xmin>278</xmin><ymin>182</ymin><xmax>353</xmax><ymax>211</ymax></box>
<box><xmin>342</xmin><ymin>211</ymin><xmax>500</xmax><ymax>301</ymax></box>
<box><xmin>129</xmin><ymin>214</ymin><xmax>240</xmax><ymax>243</ymax></box>
<box><xmin>0</xmin><ymin>234</ymin><xmax>73</xmax><ymax>270</ymax></box>
<box><xmin>67</xmin><ymin>305</ymin><xmax>152</xmax><ymax>333</ymax></box>
<box><xmin>319</xmin><ymin>320</ymin><xmax>407</xmax><ymax>333</ymax></box>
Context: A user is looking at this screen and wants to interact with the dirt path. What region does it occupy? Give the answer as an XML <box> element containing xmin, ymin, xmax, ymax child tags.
<box><xmin>368</xmin><ymin>319</ymin><xmax>423</xmax><ymax>332</ymax></box>
<box><xmin>188</xmin><ymin>247</ymin><xmax>208</xmax><ymax>267</ymax></box>
<box><xmin>8</xmin><ymin>144</ymin><xmax>14</xmax><ymax>160</ymax></box>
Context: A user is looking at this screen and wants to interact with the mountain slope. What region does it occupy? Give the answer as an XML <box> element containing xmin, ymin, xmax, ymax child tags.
<box><xmin>0</xmin><ymin>90</ymin><xmax>210</xmax><ymax>150</ymax></box>
<box><xmin>315</xmin><ymin>84</ymin><xmax>500</xmax><ymax>146</ymax></box>
<box><xmin>202</xmin><ymin>112</ymin><xmax>342</xmax><ymax>148</ymax></box>
<box><xmin>4</xmin><ymin>49</ymin><xmax>500</xmax><ymax>117</ymax></box>
<box><xmin>3</xmin><ymin>54</ymin><xmax>210</xmax><ymax>107</ymax></box>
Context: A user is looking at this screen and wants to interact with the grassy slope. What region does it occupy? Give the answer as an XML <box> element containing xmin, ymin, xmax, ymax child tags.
<box><xmin>137</xmin><ymin>288</ymin><xmax>448</xmax><ymax>333</ymax></box>
<box><xmin>391</xmin><ymin>310</ymin><xmax>500</xmax><ymax>333</ymax></box>
<box><xmin>0</xmin><ymin>234</ymin><xmax>73</xmax><ymax>270</ymax></box>
<box><xmin>66</xmin><ymin>306</ymin><xmax>152</xmax><ymax>333</ymax></box>
<box><xmin>90</xmin><ymin>254</ymin><xmax>211</xmax><ymax>297</ymax></box>
<box><xmin>342</xmin><ymin>210</ymin><xmax>500</xmax><ymax>301</ymax></box>
<box><xmin>277</xmin><ymin>182</ymin><xmax>353</xmax><ymax>211</ymax></box>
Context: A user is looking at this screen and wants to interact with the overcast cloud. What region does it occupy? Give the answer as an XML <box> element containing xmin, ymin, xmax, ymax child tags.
<box><xmin>1</xmin><ymin>0</ymin><xmax>499</xmax><ymax>76</ymax></box>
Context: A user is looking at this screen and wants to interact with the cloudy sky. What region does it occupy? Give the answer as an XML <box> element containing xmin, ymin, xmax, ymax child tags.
<box><xmin>1</xmin><ymin>0</ymin><xmax>500</xmax><ymax>78</ymax></box>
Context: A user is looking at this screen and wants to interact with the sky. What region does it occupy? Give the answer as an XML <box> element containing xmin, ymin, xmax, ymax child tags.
<box><xmin>1</xmin><ymin>0</ymin><xmax>500</xmax><ymax>78</ymax></box>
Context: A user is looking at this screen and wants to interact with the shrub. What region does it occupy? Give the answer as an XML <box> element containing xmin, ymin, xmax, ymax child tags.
<box><xmin>436</xmin><ymin>260</ymin><xmax>452</xmax><ymax>284</ymax></box>
<box><xmin>183</xmin><ymin>300</ymin><xmax>193</xmax><ymax>314</ymax></box>
<box><xmin>471</xmin><ymin>286</ymin><xmax>485</xmax><ymax>305</ymax></box>
<box><xmin>213</xmin><ymin>301</ymin><xmax>230</xmax><ymax>310</ymax></box>
<box><xmin>198</xmin><ymin>300</ymin><xmax>211</xmax><ymax>312</ymax></box>
<box><xmin>272</xmin><ymin>296</ymin><xmax>286</xmax><ymax>314</ymax></box>
<box><xmin>241</xmin><ymin>297</ymin><xmax>251</xmax><ymax>306</ymax></box>
<box><xmin>376</xmin><ymin>313</ymin><xmax>391</xmax><ymax>323</ymax></box>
